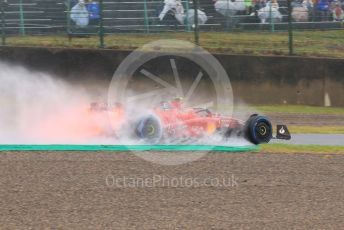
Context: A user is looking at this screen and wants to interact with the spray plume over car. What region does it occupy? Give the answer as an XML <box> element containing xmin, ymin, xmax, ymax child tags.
<box><xmin>0</xmin><ymin>61</ymin><xmax>289</xmax><ymax>145</ymax></box>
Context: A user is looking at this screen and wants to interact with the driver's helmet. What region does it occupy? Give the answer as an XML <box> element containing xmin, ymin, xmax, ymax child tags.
<box><xmin>170</xmin><ymin>97</ymin><xmax>183</xmax><ymax>110</ymax></box>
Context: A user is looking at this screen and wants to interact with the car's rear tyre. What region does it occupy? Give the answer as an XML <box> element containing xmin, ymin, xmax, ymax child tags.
<box><xmin>135</xmin><ymin>116</ymin><xmax>162</xmax><ymax>144</ymax></box>
<box><xmin>245</xmin><ymin>115</ymin><xmax>272</xmax><ymax>145</ymax></box>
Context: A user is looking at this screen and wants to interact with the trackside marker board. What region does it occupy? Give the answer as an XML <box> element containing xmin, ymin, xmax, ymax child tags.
<box><xmin>0</xmin><ymin>145</ymin><xmax>259</xmax><ymax>152</ymax></box>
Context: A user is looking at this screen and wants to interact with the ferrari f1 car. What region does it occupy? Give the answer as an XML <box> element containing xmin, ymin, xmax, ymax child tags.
<box><xmin>90</xmin><ymin>98</ymin><xmax>291</xmax><ymax>145</ymax></box>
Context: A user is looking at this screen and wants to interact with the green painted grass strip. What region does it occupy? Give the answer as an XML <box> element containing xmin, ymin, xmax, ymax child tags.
<box><xmin>0</xmin><ymin>145</ymin><xmax>258</xmax><ymax>152</ymax></box>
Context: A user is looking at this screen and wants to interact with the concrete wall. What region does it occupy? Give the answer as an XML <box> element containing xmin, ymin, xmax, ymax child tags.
<box><xmin>0</xmin><ymin>46</ymin><xmax>343</xmax><ymax>106</ymax></box>
<box><xmin>216</xmin><ymin>54</ymin><xmax>344</xmax><ymax>106</ymax></box>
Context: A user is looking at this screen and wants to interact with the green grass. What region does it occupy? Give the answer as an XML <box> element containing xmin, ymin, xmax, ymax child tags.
<box><xmin>253</xmin><ymin>105</ymin><xmax>344</xmax><ymax>114</ymax></box>
<box><xmin>261</xmin><ymin>144</ymin><xmax>344</xmax><ymax>154</ymax></box>
<box><xmin>5</xmin><ymin>29</ymin><xmax>344</xmax><ymax>58</ymax></box>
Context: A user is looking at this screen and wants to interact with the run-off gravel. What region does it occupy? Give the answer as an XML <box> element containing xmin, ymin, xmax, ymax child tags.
<box><xmin>0</xmin><ymin>151</ymin><xmax>343</xmax><ymax>229</ymax></box>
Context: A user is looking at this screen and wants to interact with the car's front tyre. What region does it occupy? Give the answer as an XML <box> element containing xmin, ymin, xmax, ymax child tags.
<box><xmin>245</xmin><ymin>114</ymin><xmax>272</xmax><ymax>145</ymax></box>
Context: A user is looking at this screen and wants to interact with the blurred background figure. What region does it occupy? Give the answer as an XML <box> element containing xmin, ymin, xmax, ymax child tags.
<box><xmin>316</xmin><ymin>0</ymin><xmax>330</xmax><ymax>21</ymax></box>
<box><xmin>254</xmin><ymin>0</ymin><xmax>267</xmax><ymax>12</ymax></box>
<box><xmin>245</xmin><ymin>0</ymin><xmax>254</xmax><ymax>15</ymax></box>
<box><xmin>303</xmin><ymin>0</ymin><xmax>314</xmax><ymax>12</ymax></box>
<box><xmin>159</xmin><ymin>0</ymin><xmax>185</xmax><ymax>24</ymax></box>
<box><xmin>292</xmin><ymin>6</ymin><xmax>309</xmax><ymax>22</ymax></box>
<box><xmin>86</xmin><ymin>1</ymin><xmax>100</xmax><ymax>21</ymax></box>
<box><xmin>158</xmin><ymin>0</ymin><xmax>208</xmax><ymax>25</ymax></box>
<box><xmin>257</xmin><ymin>0</ymin><xmax>282</xmax><ymax>23</ymax></box>
<box><xmin>214</xmin><ymin>0</ymin><xmax>246</xmax><ymax>17</ymax></box>
<box><xmin>70</xmin><ymin>0</ymin><xmax>89</xmax><ymax>27</ymax></box>
<box><xmin>185</xmin><ymin>9</ymin><xmax>208</xmax><ymax>25</ymax></box>
<box><xmin>332</xmin><ymin>1</ymin><xmax>344</xmax><ymax>21</ymax></box>
<box><xmin>213</xmin><ymin>0</ymin><xmax>248</xmax><ymax>28</ymax></box>
<box><xmin>292</xmin><ymin>0</ymin><xmax>313</xmax><ymax>22</ymax></box>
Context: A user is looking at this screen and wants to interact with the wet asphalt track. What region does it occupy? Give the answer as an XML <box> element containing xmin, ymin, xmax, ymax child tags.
<box><xmin>272</xmin><ymin>134</ymin><xmax>344</xmax><ymax>146</ymax></box>
<box><xmin>268</xmin><ymin>113</ymin><xmax>344</xmax><ymax>146</ymax></box>
<box><xmin>1</xmin><ymin>151</ymin><xmax>344</xmax><ymax>229</ymax></box>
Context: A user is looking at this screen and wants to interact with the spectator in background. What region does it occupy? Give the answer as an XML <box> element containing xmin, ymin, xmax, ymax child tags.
<box><xmin>86</xmin><ymin>1</ymin><xmax>100</xmax><ymax>26</ymax></box>
<box><xmin>317</xmin><ymin>0</ymin><xmax>330</xmax><ymax>21</ymax></box>
<box><xmin>333</xmin><ymin>2</ymin><xmax>344</xmax><ymax>20</ymax></box>
<box><xmin>303</xmin><ymin>0</ymin><xmax>314</xmax><ymax>9</ymax></box>
<box><xmin>158</xmin><ymin>0</ymin><xmax>208</xmax><ymax>25</ymax></box>
<box><xmin>303</xmin><ymin>0</ymin><xmax>315</xmax><ymax>20</ymax></box>
<box><xmin>70</xmin><ymin>0</ymin><xmax>89</xmax><ymax>27</ymax></box>
<box><xmin>245</xmin><ymin>0</ymin><xmax>254</xmax><ymax>14</ymax></box>
<box><xmin>257</xmin><ymin>0</ymin><xmax>282</xmax><ymax>23</ymax></box>
<box><xmin>87</xmin><ymin>1</ymin><xmax>100</xmax><ymax>20</ymax></box>
<box><xmin>159</xmin><ymin>0</ymin><xmax>185</xmax><ymax>24</ymax></box>
<box><xmin>271</xmin><ymin>0</ymin><xmax>279</xmax><ymax>8</ymax></box>
<box><xmin>213</xmin><ymin>0</ymin><xmax>246</xmax><ymax>17</ymax></box>
<box><xmin>255</xmin><ymin>0</ymin><xmax>267</xmax><ymax>11</ymax></box>
<box><xmin>292</xmin><ymin>0</ymin><xmax>313</xmax><ymax>22</ymax></box>
<box><xmin>185</xmin><ymin>9</ymin><xmax>208</xmax><ymax>25</ymax></box>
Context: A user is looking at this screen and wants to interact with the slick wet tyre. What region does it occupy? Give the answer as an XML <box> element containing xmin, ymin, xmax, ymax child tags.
<box><xmin>135</xmin><ymin>116</ymin><xmax>163</xmax><ymax>144</ymax></box>
<box><xmin>245</xmin><ymin>115</ymin><xmax>272</xmax><ymax>145</ymax></box>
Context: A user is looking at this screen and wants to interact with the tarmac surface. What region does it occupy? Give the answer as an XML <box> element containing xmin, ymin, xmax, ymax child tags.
<box><xmin>272</xmin><ymin>134</ymin><xmax>344</xmax><ymax>146</ymax></box>
<box><xmin>1</xmin><ymin>151</ymin><xmax>344</xmax><ymax>229</ymax></box>
<box><xmin>268</xmin><ymin>113</ymin><xmax>344</xmax><ymax>146</ymax></box>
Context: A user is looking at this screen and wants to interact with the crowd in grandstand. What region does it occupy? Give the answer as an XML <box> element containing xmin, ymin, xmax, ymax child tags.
<box><xmin>292</xmin><ymin>0</ymin><xmax>344</xmax><ymax>21</ymax></box>
<box><xmin>68</xmin><ymin>0</ymin><xmax>344</xmax><ymax>28</ymax></box>
<box><xmin>157</xmin><ymin>0</ymin><xmax>344</xmax><ymax>24</ymax></box>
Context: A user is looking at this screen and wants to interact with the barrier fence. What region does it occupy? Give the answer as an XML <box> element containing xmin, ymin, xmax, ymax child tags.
<box><xmin>0</xmin><ymin>0</ymin><xmax>343</xmax><ymax>57</ymax></box>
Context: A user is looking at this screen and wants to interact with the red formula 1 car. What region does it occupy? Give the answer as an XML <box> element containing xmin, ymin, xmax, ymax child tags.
<box><xmin>90</xmin><ymin>99</ymin><xmax>291</xmax><ymax>145</ymax></box>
